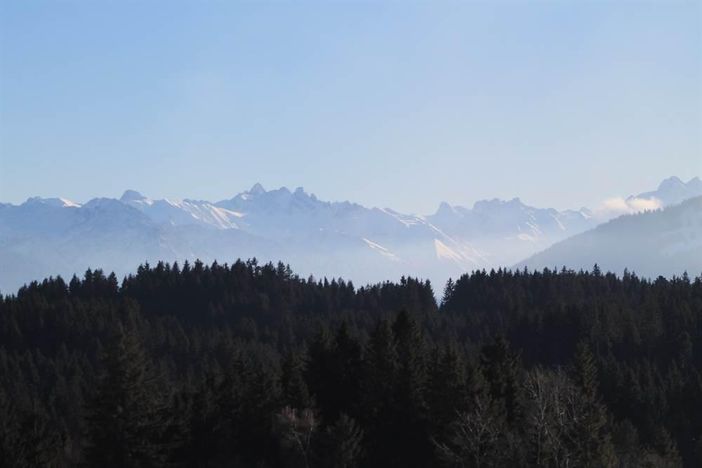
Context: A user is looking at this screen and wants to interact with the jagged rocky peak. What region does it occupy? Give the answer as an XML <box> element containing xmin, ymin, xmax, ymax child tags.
<box><xmin>248</xmin><ymin>183</ymin><xmax>266</xmax><ymax>195</ymax></box>
<box><xmin>657</xmin><ymin>176</ymin><xmax>685</xmax><ymax>191</ymax></box>
<box><xmin>120</xmin><ymin>189</ymin><xmax>148</xmax><ymax>202</ymax></box>
<box><xmin>473</xmin><ymin>197</ymin><xmax>525</xmax><ymax>212</ymax></box>
<box><xmin>431</xmin><ymin>201</ymin><xmax>460</xmax><ymax>219</ymax></box>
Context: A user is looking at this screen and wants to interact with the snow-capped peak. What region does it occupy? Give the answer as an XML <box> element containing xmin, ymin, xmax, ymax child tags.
<box><xmin>117</xmin><ymin>191</ymin><xmax>243</xmax><ymax>230</ymax></box>
<box><xmin>24</xmin><ymin>196</ymin><xmax>81</xmax><ymax>208</ymax></box>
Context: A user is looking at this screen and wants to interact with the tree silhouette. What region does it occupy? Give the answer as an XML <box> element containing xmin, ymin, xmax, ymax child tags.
<box><xmin>84</xmin><ymin>325</ymin><xmax>171</xmax><ymax>467</ymax></box>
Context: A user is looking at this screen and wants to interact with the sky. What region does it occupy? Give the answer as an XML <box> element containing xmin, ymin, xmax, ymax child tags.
<box><xmin>0</xmin><ymin>1</ymin><xmax>700</xmax><ymax>214</ymax></box>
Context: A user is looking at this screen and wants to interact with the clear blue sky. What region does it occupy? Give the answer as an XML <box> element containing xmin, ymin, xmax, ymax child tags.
<box><xmin>1</xmin><ymin>1</ymin><xmax>700</xmax><ymax>213</ymax></box>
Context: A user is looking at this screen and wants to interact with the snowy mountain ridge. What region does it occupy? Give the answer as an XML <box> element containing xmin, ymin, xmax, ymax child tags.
<box><xmin>1</xmin><ymin>177</ymin><xmax>699</xmax><ymax>293</ymax></box>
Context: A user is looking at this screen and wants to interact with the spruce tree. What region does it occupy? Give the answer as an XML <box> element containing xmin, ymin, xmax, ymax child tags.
<box><xmin>281</xmin><ymin>350</ymin><xmax>313</xmax><ymax>410</ymax></box>
<box><xmin>391</xmin><ymin>310</ymin><xmax>431</xmax><ymax>466</ymax></box>
<box><xmin>305</xmin><ymin>328</ymin><xmax>334</xmax><ymax>421</ymax></box>
<box><xmin>360</xmin><ymin>319</ymin><xmax>398</xmax><ymax>467</ymax></box>
<box><xmin>329</xmin><ymin>323</ymin><xmax>362</xmax><ymax>421</ymax></box>
<box><xmin>572</xmin><ymin>342</ymin><xmax>616</xmax><ymax>467</ymax></box>
<box><xmin>427</xmin><ymin>345</ymin><xmax>468</xmax><ymax>440</ymax></box>
<box><xmin>84</xmin><ymin>325</ymin><xmax>171</xmax><ymax>467</ymax></box>
<box><xmin>392</xmin><ymin>310</ymin><xmax>428</xmax><ymax>414</ymax></box>
<box><xmin>480</xmin><ymin>336</ymin><xmax>522</xmax><ymax>424</ymax></box>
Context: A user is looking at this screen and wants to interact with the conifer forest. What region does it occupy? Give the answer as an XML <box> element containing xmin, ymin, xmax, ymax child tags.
<box><xmin>1</xmin><ymin>259</ymin><xmax>701</xmax><ymax>467</ymax></box>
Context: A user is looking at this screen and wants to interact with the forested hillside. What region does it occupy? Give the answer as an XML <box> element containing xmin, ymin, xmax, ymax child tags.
<box><xmin>518</xmin><ymin>195</ymin><xmax>702</xmax><ymax>278</ymax></box>
<box><xmin>1</xmin><ymin>260</ymin><xmax>701</xmax><ymax>467</ymax></box>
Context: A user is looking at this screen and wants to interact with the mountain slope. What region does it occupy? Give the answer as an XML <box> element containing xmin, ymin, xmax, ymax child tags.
<box><xmin>516</xmin><ymin>196</ymin><xmax>702</xmax><ymax>277</ymax></box>
<box><xmin>425</xmin><ymin>197</ymin><xmax>595</xmax><ymax>267</ymax></box>
<box><xmin>121</xmin><ymin>190</ymin><xmax>244</xmax><ymax>230</ymax></box>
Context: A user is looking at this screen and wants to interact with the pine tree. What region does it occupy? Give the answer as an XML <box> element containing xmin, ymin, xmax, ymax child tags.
<box><xmin>329</xmin><ymin>323</ymin><xmax>362</xmax><ymax>421</ymax></box>
<box><xmin>361</xmin><ymin>320</ymin><xmax>398</xmax><ymax>421</ymax></box>
<box><xmin>392</xmin><ymin>310</ymin><xmax>428</xmax><ymax>415</ymax></box>
<box><xmin>84</xmin><ymin>325</ymin><xmax>172</xmax><ymax>467</ymax></box>
<box><xmin>175</xmin><ymin>377</ymin><xmax>221</xmax><ymax>467</ymax></box>
<box><xmin>391</xmin><ymin>310</ymin><xmax>432</xmax><ymax>466</ymax></box>
<box><xmin>305</xmin><ymin>328</ymin><xmax>334</xmax><ymax>421</ymax></box>
<box><xmin>360</xmin><ymin>320</ymin><xmax>398</xmax><ymax>466</ymax></box>
<box><xmin>441</xmin><ymin>279</ymin><xmax>455</xmax><ymax>308</ymax></box>
<box><xmin>571</xmin><ymin>342</ymin><xmax>616</xmax><ymax>467</ymax></box>
<box><xmin>427</xmin><ymin>345</ymin><xmax>468</xmax><ymax>440</ymax></box>
<box><xmin>281</xmin><ymin>350</ymin><xmax>313</xmax><ymax>410</ymax></box>
<box><xmin>480</xmin><ymin>336</ymin><xmax>522</xmax><ymax>424</ymax></box>
<box><xmin>574</xmin><ymin>341</ymin><xmax>598</xmax><ymax>399</ymax></box>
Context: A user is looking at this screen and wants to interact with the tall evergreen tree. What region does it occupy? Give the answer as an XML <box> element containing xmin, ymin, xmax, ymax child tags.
<box><xmin>390</xmin><ymin>310</ymin><xmax>432</xmax><ymax>466</ymax></box>
<box><xmin>480</xmin><ymin>336</ymin><xmax>522</xmax><ymax>424</ymax></box>
<box><xmin>427</xmin><ymin>345</ymin><xmax>469</xmax><ymax>440</ymax></box>
<box><xmin>281</xmin><ymin>350</ymin><xmax>313</xmax><ymax>410</ymax></box>
<box><xmin>83</xmin><ymin>325</ymin><xmax>172</xmax><ymax>467</ymax></box>
<box><xmin>329</xmin><ymin>323</ymin><xmax>362</xmax><ymax>421</ymax></box>
<box><xmin>571</xmin><ymin>342</ymin><xmax>616</xmax><ymax>466</ymax></box>
<box><xmin>360</xmin><ymin>319</ymin><xmax>399</xmax><ymax>467</ymax></box>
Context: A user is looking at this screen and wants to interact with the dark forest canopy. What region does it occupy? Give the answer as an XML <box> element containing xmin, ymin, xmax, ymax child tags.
<box><xmin>1</xmin><ymin>259</ymin><xmax>701</xmax><ymax>467</ymax></box>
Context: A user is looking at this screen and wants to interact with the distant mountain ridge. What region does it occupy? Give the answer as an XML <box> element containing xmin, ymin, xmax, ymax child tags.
<box><xmin>633</xmin><ymin>176</ymin><xmax>702</xmax><ymax>206</ymax></box>
<box><xmin>1</xmin><ymin>177</ymin><xmax>699</xmax><ymax>293</ymax></box>
<box><xmin>425</xmin><ymin>197</ymin><xmax>594</xmax><ymax>267</ymax></box>
<box><xmin>517</xmin><ymin>195</ymin><xmax>702</xmax><ymax>277</ymax></box>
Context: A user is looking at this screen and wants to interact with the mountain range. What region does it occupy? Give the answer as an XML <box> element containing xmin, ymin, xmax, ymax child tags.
<box><xmin>518</xmin><ymin>194</ymin><xmax>702</xmax><ymax>277</ymax></box>
<box><xmin>1</xmin><ymin>176</ymin><xmax>700</xmax><ymax>293</ymax></box>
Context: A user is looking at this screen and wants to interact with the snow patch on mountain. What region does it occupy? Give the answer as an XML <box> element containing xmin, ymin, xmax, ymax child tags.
<box><xmin>426</xmin><ymin>196</ymin><xmax>595</xmax><ymax>267</ymax></box>
<box><xmin>25</xmin><ymin>197</ymin><xmax>81</xmax><ymax>208</ymax></box>
<box><xmin>362</xmin><ymin>238</ymin><xmax>400</xmax><ymax>262</ymax></box>
<box><xmin>121</xmin><ymin>190</ymin><xmax>243</xmax><ymax>230</ymax></box>
<box><xmin>434</xmin><ymin>239</ymin><xmax>463</xmax><ymax>262</ymax></box>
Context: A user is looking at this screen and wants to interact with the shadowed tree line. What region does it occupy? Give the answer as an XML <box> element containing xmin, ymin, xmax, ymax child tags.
<box><xmin>1</xmin><ymin>259</ymin><xmax>701</xmax><ymax>466</ymax></box>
